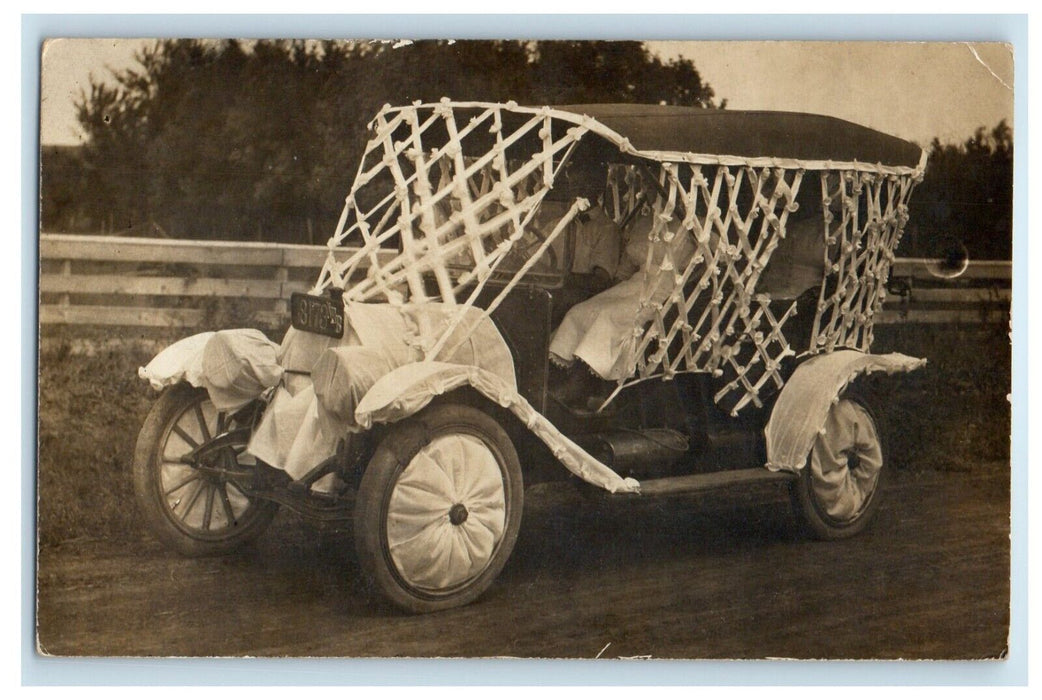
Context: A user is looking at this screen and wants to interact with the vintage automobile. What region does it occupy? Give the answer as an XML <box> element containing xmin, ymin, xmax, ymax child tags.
<box><xmin>134</xmin><ymin>101</ymin><xmax>928</xmax><ymax>613</ymax></box>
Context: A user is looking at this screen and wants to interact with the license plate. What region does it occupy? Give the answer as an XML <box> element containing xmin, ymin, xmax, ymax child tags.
<box><xmin>290</xmin><ymin>293</ymin><xmax>345</xmax><ymax>339</ymax></box>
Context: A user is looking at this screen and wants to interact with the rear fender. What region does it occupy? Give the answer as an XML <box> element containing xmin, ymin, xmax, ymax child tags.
<box><xmin>355</xmin><ymin>361</ymin><xmax>640</xmax><ymax>494</ymax></box>
<box><xmin>764</xmin><ymin>350</ymin><xmax>926</xmax><ymax>473</ymax></box>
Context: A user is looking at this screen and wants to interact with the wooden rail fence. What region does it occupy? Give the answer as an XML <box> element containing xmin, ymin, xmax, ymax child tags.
<box><xmin>39</xmin><ymin>234</ymin><xmax>1011</xmax><ymax>331</ymax></box>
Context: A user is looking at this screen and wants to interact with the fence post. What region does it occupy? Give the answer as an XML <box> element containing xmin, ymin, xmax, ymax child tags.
<box><xmin>274</xmin><ymin>264</ymin><xmax>289</xmax><ymax>320</ymax></box>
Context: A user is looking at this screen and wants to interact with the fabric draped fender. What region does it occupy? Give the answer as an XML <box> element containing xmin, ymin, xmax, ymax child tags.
<box><xmin>199</xmin><ymin>329</ymin><xmax>284</xmax><ymax>411</ymax></box>
<box><xmin>355</xmin><ymin>361</ymin><xmax>640</xmax><ymax>495</ymax></box>
<box><xmin>138</xmin><ymin>332</ymin><xmax>214</xmax><ymax>391</ymax></box>
<box><xmin>764</xmin><ymin>350</ymin><xmax>926</xmax><ymax>473</ymax></box>
<box><xmin>138</xmin><ymin>329</ymin><xmax>283</xmax><ymax>412</ymax></box>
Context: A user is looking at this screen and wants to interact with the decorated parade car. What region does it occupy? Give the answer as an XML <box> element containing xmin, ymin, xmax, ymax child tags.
<box><xmin>134</xmin><ymin>101</ymin><xmax>928</xmax><ymax>613</ymax></box>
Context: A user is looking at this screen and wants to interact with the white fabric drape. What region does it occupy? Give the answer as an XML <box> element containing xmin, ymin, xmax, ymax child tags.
<box><xmin>809</xmin><ymin>399</ymin><xmax>884</xmax><ymax>520</ymax></box>
<box><xmin>386</xmin><ymin>434</ymin><xmax>507</xmax><ymax>590</ymax></box>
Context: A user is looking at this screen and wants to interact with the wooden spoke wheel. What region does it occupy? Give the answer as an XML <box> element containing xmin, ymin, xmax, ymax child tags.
<box><xmin>133</xmin><ymin>384</ymin><xmax>278</xmax><ymax>556</ymax></box>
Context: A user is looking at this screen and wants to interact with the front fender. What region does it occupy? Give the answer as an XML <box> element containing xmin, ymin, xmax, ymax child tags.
<box><xmin>764</xmin><ymin>350</ymin><xmax>926</xmax><ymax>473</ymax></box>
<box><xmin>138</xmin><ymin>329</ymin><xmax>283</xmax><ymax>411</ymax></box>
<box><xmin>138</xmin><ymin>332</ymin><xmax>215</xmax><ymax>390</ymax></box>
<box><xmin>355</xmin><ymin>361</ymin><xmax>640</xmax><ymax>494</ymax></box>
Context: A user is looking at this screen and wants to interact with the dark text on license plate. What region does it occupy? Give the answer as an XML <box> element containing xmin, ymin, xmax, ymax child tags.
<box><xmin>290</xmin><ymin>293</ymin><xmax>345</xmax><ymax>339</ymax></box>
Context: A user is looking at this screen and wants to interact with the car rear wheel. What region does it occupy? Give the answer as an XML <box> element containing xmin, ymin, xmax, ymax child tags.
<box><xmin>354</xmin><ymin>403</ymin><xmax>523</xmax><ymax>613</ymax></box>
<box><xmin>132</xmin><ymin>384</ymin><xmax>278</xmax><ymax>556</ymax></box>
<box><xmin>791</xmin><ymin>393</ymin><xmax>886</xmax><ymax>540</ymax></box>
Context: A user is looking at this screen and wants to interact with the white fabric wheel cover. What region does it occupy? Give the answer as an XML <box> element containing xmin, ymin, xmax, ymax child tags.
<box><xmin>386</xmin><ymin>433</ymin><xmax>508</xmax><ymax>593</ymax></box>
<box><xmin>808</xmin><ymin>399</ymin><xmax>884</xmax><ymax>522</ymax></box>
<box><xmin>159</xmin><ymin>399</ymin><xmax>253</xmax><ymax>531</ymax></box>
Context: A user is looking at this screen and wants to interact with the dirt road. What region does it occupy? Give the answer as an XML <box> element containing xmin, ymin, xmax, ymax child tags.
<box><xmin>36</xmin><ymin>467</ymin><xmax>1009</xmax><ymax>659</ymax></box>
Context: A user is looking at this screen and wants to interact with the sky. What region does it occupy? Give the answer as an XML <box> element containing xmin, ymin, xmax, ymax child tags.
<box><xmin>39</xmin><ymin>38</ymin><xmax>1013</xmax><ymax>148</ymax></box>
<box><xmin>39</xmin><ymin>38</ymin><xmax>149</xmax><ymax>146</ymax></box>
<box><xmin>649</xmin><ymin>41</ymin><xmax>1013</xmax><ymax>147</ymax></box>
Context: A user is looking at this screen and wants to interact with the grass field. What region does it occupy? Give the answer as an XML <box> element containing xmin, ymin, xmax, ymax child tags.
<box><xmin>872</xmin><ymin>323</ymin><xmax>1011</xmax><ymax>473</ymax></box>
<box><xmin>35</xmin><ymin>322</ymin><xmax>1011</xmax><ymax>548</ymax></box>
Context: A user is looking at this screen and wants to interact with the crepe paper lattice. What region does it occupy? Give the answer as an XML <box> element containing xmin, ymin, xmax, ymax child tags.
<box><xmin>604</xmin><ymin>163</ymin><xmax>655</xmax><ymax>225</ymax></box>
<box><xmin>809</xmin><ymin>170</ymin><xmax>921</xmax><ymax>354</ymax></box>
<box><xmin>312</xmin><ymin>101</ymin><xmax>601</xmax><ymax>357</ymax></box>
<box><xmin>711</xmin><ymin>296</ymin><xmax>800</xmax><ymax>415</ymax></box>
<box><xmin>597</xmin><ymin>163</ymin><xmax>807</xmax><ymax>412</ymax></box>
<box><xmin>599</xmin><ymin>162</ymin><xmax>920</xmax><ymax>416</ymax></box>
<box><xmin>313</xmin><ymin>102</ymin><xmax>924</xmax><ymax>416</ymax></box>
<box><xmin>314</xmin><ymin>102</ymin><xmax>589</xmax><ymax>305</ymax></box>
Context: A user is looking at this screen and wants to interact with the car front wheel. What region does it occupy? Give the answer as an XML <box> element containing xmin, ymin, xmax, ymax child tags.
<box><xmin>132</xmin><ymin>383</ymin><xmax>278</xmax><ymax>556</ymax></box>
<box><xmin>354</xmin><ymin>403</ymin><xmax>523</xmax><ymax>613</ymax></box>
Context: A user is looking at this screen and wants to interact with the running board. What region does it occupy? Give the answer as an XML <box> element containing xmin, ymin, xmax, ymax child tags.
<box><xmin>628</xmin><ymin>468</ymin><xmax>798</xmax><ymax>497</ymax></box>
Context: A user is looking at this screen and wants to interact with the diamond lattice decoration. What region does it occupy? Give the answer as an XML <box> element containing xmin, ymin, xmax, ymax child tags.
<box><xmin>314</xmin><ymin>102</ymin><xmax>924</xmax><ymax>415</ymax></box>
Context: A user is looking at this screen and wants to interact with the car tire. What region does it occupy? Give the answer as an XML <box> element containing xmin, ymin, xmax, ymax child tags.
<box><xmin>354</xmin><ymin>403</ymin><xmax>524</xmax><ymax>613</ymax></box>
<box><xmin>132</xmin><ymin>383</ymin><xmax>279</xmax><ymax>556</ymax></box>
<box><xmin>791</xmin><ymin>393</ymin><xmax>887</xmax><ymax>540</ymax></box>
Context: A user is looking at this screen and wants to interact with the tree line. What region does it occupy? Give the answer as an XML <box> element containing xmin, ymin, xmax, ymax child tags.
<box><xmin>905</xmin><ymin>121</ymin><xmax>1013</xmax><ymax>261</ymax></box>
<box><xmin>42</xmin><ymin>39</ymin><xmax>718</xmax><ymax>243</ymax></box>
<box><xmin>40</xmin><ymin>39</ymin><xmax>1012</xmax><ymax>259</ymax></box>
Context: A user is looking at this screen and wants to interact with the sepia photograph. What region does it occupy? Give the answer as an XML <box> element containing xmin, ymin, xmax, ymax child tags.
<box><xmin>35</xmin><ymin>35</ymin><xmax>1014</xmax><ymax>661</ymax></box>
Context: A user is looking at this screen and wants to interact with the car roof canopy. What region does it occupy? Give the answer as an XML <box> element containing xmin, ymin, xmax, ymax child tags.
<box><xmin>317</xmin><ymin>100</ymin><xmax>926</xmax><ymax>291</ymax></box>
<box><xmin>375</xmin><ymin>101</ymin><xmax>926</xmax><ymax>175</ymax></box>
<box><xmin>549</xmin><ymin>103</ymin><xmax>925</xmax><ymax>170</ymax></box>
